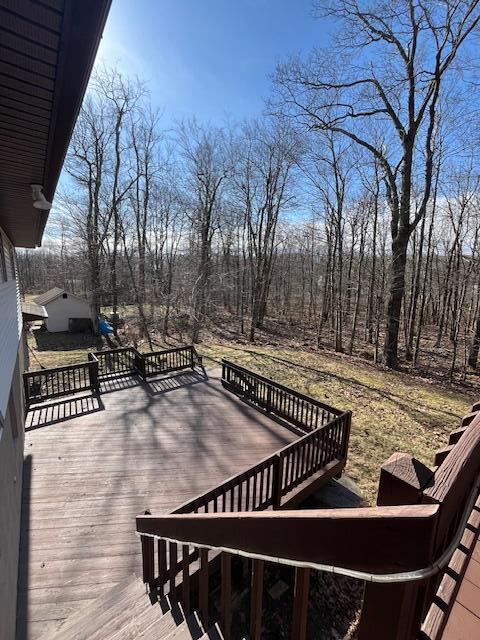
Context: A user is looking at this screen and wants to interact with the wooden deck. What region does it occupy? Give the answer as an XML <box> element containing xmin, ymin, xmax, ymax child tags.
<box><xmin>439</xmin><ymin>497</ymin><xmax>480</xmax><ymax>640</ymax></box>
<box><xmin>18</xmin><ymin>368</ymin><xmax>296</xmax><ymax>640</ymax></box>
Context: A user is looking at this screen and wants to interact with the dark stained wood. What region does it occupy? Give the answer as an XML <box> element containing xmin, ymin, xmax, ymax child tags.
<box><xmin>421</xmin><ymin>492</ymin><xmax>480</xmax><ymax>640</ymax></box>
<box><xmin>434</xmin><ymin>445</ymin><xmax>455</xmax><ymax>467</ymax></box>
<box><xmin>199</xmin><ymin>549</ymin><xmax>209</xmax><ymax>627</ymax></box>
<box><xmin>19</xmin><ymin>370</ymin><xmax>295</xmax><ymax>639</ymax></box>
<box><xmin>222</xmin><ymin>359</ymin><xmax>347</xmax><ymax>434</ymax></box>
<box><xmin>291</xmin><ymin>567</ymin><xmax>310</xmax><ymax>640</ymax></box>
<box><xmin>220</xmin><ymin>553</ymin><xmax>232</xmax><ymax>639</ymax></box>
<box><xmin>23</xmin><ymin>360</ymin><xmax>99</xmax><ymax>405</ymax></box>
<box><xmin>182</xmin><ymin>545</ymin><xmax>190</xmax><ymax>614</ymax></box>
<box><xmin>376</xmin><ymin>452</ymin><xmax>433</xmax><ymax>507</ymax></box>
<box><xmin>169</xmin><ymin>542</ymin><xmax>177</xmax><ymax>598</ymax></box>
<box><xmin>137</xmin><ymin>505</ymin><xmax>439</xmax><ymax>574</ymax></box>
<box><xmin>140</xmin><ymin>529</ymin><xmax>154</xmax><ymax>588</ymax></box>
<box><xmin>250</xmin><ymin>559</ymin><xmax>264</xmax><ymax>640</ymax></box>
<box><xmin>0</xmin><ymin>0</ymin><xmax>111</xmax><ymax>248</ymax></box>
<box><xmin>448</xmin><ymin>427</ymin><xmax>467</xmax><ymax>445</ymax></box>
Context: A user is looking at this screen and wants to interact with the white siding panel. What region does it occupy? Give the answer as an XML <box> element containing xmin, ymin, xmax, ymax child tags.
<box><xmin>45</xmin><ymin>296</ymin><xmax>93</xmax><ymax>332</ymax></box>
<box><xmin>0</xmin><ymin>280</ymin><xmax>21</xmax><ymax>422</ymax></box>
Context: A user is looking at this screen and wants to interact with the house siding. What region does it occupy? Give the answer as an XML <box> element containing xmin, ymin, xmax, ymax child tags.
<box><xmin>0</xmin><ymin>225</ymin><xmax>25</xmax><ymax>639</ymax></box>
<box><xmin>0</xmin><ymin>228</ymin><xmax>21</xmax><ymax>421</ymax></box>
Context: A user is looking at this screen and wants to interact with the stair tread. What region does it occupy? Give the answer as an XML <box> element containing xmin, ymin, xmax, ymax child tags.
<box><xmin>107</xmin><ymin>596</ymin><xmax>184</xmax><ymax>640</ymax></box>
<box><xmin>163</xmin><ymin>611</ymin><xmax>205</xmax><ymax>639</ymax></box>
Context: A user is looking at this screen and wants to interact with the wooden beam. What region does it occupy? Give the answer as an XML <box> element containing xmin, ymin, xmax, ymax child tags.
<box><xmin>250</xmin><ymin>559</ymin><xmax>264</xmax><ymax>640</ymax></box>
<box><xmin>199</xmin><ymin>548</ymin><xmax>209</xmax><ymax>627</ymax></box>
<box><xmin>292</xmin><ymin>567</ymin><xmax>310</xmax><ymax>640</ymax></box>
<box><xmin>220</xmin><ymin>553</ymin><xmax>232</xmax><ymax>639</ymax></box>
<box><xmin>137</xmin><ymin>505</ymin><xmax>439</xmax><ymax>574</ymax></box>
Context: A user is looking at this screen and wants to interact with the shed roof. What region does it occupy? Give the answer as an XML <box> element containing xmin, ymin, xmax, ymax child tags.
<box><xmin>21</xmin><ymin>301</ymin><xmax>48</xmax><ymax>321</ymax></box>
<box><xmin>34</xmin><ymin>287</ymin><xmax>90</xmax><ymax>306</ymax></box>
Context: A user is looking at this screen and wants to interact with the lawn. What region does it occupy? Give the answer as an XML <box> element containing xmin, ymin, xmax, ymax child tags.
<box><xmin>25</xmin><ymin>329</ymin><xmax>475</xmax><ymax>504</ymax></box>
<box><xmin>197</xmin><ymin>343</ymin><xmax>475</xmax><ymax>503</ymax></box>
<box><xmin>26</xmin><ymin>328</ymin><xmax>107</xmax><ymax>369</ymax></box>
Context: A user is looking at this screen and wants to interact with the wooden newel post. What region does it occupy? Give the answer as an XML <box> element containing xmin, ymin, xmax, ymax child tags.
<box><xmin>134</xmin><ymin>350</ymin><xmax>146</xmax><ymax>381</ymax></box>
<box><xmin>141</xmin><ymin>535</ymin><xmax>154</xmax><ymax>587</ymax></box>
<box><xmin>357</xmin><ymin>453</ymin><xmax>435</xmax><ymax>640</ymax></box>
<box><xmin>141</xmin><ymin>509</ymin><xmax>154</xmax><ymax>587</ymax></box>
<box><xmin>89</xmin><ymin>359</ymin><xmax>100</xmax><ymax>393</ymax></box>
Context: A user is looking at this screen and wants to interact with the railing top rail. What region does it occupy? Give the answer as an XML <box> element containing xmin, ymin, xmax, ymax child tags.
<box><xmin>172</xmin><ymin>410</ymin><xmax>349</xmax><ymax>515</ymax></box>
<box><xmin>144</xmin><ymin>345</ymin><xmax>193</xmax><ymax>358</ymax></box>
<box><xmin>92</xmin><ymin>346</ymin><xmax>136</xmax><ymax>355</ymax></box>
<box><xmin>24</xmin><ymin>361</ymin><xmax>92</xmax><ymax>376</ymax></box>
<box><xmin>222</xmin><ymin>358</ymin><xmax>343</xmax><ymax>415</ymax></box>
<box><xmin>137</xmin><ymin>503</ymin><xmax>440</xmax><ymax>578</ymax></box>
<box><xmin>172</xmin><ymin>449</ymin><xmax>279</xmax><ymax>514</ymax></box>
<box><xmin>276</xmin><ymin>411</ymin><xmax>350</xmax><ymax>457</ymax></box>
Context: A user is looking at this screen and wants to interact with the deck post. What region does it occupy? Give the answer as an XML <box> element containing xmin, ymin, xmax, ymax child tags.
<box><xmin>357</xmin><ymin>453</ymin><xmax>435</xmax><ymax>639</ymax></box>
<box><xmin>88</xmin><ymin>358</ymin><xmax>100</xmax><ymax>393</ymax></box>
<box><xmin>134</xmin><ymin>349</ymin><xmax>146</xmax><ymax>381</ymax></box>
<box><xmin>141</xmin><ymin>535</ymin><xmax>155</xmax><ymax>587</ymax></box>
<box><xmin>291</xmin><ymin>567</ymin><xmax>310</xmax><ymax>640</ymax></box>
<box><xmin>23</xmin><ymin>373</ymin><xmax>31</xmax><ymax>409</ymax></box>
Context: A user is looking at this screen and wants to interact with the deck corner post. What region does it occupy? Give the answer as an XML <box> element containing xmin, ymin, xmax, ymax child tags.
<box><xmin>134</xmin><ymin>350</ymin><xmax>146</xmax><ymax>381</ymax></box>
<box><xmin>89</xmin><ymin>358</ymin><xmax>100</xmax><ymax>393</ymax></box>
<box><xmin>358</xmin><ymin>453</ymin><xmax>435</xmax><ymax>640</ymax></box>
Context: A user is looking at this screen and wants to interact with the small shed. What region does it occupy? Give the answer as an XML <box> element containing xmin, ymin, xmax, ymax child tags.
<box><xmin>34</xmin><ymin>287</ymin><xmax>94</xmax><ymax>333</ymax></box>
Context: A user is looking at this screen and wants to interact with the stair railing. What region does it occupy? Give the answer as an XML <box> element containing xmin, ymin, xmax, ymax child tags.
<box><xmin>137</xmin><ymin>404</ymin><xmax>480</xmax><ymax>640</ymax></box>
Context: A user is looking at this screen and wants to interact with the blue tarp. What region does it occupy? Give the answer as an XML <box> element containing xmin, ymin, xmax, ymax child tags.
<box><xmin>98</xmin><ymin>316</ymin><xmax>114</xmax><ymax>334</ymax></box>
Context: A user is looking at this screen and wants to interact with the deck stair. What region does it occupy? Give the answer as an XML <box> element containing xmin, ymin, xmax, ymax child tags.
<box><xmin>38</xmin><ymin>574</ymin><xmax>224</xmax><ymax>640</ymax></box>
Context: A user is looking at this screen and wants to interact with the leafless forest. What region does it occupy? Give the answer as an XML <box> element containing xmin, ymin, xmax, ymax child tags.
<box><xmin>18</xmin><ymin>1</ymin><xmax>480</xmax><ymax>381</ymax></box>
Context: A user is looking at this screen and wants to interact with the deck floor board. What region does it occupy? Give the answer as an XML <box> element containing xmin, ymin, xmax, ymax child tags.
<box><xmin>18</xmin><ymin>368</ymin><xmax>295</xmax><ymax>639</ymax></box>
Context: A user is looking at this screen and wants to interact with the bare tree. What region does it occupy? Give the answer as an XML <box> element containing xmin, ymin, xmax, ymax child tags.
<box><xmin>178</xmin><ymin>120</ymin><xmax>229</xmax><ymax>343</ymax></box>
<box><xmin>273</xmin><ymin>0</ymin><xmax>480</xmax><ymax>367</ymax></box>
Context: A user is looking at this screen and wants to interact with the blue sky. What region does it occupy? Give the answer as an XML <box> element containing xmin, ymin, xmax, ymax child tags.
<box><xmin>95</xmin><ymin>0</ymin><xmax>330</xmax><ymax>125</ymax></box>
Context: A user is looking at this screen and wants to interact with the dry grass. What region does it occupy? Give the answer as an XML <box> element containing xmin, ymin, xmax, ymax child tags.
<box><xmin>25</xmin><ymin>327</ymin><xmax>476</xmax><ymax>504</ymax></box>
<box><xmin>197</xmin><ymin>343</ymin><xmax>476</xmax><ymax>503</ymax></box>
<box><xmin>26</xmin><ymin>328</ymin><xmax>107</xmax><ymax>369</ymax></box>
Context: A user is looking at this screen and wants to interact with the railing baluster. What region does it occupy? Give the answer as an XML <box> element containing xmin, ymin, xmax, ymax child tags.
<box><xmin>169</xmin><ymin>542</ymin><xmax>177</xmax><ymax>598</ymax></box>
<box><xmin>250</xmin><ymin>559</ymin><xmax>264</xmax><ymax>640</ymax></box>
<box><xmin>291</xmin><ymin>567</ymin><xmax>310</xmax><ymax>640</ymax></box>
<box><xmin>141</xmin><ymin>534</ymin><xmax>154</xmax><ymax>587</ymax></box>
<box><xmin>158</xmin><ymin>538</ymin><xmax>167</xmax><ymax>595</ymax></box>
<box><xmin>182</xmin><ymin>544</ymin><xmax>191</xmax><ymax>614</ymax></box>
<box><xmin>221</xmin><ymin>553</ymin><xmax>232</xmax><ymax>639</ymax></box>
<box><xmin>199</xmin><ymin>548</ymin><xmax>209</xmax><ymax>626</ymax></box>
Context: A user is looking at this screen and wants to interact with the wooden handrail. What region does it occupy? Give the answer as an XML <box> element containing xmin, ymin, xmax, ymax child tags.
<box><xmin>222</xmin><ymin>358</ymin><xmax>342</xmax><ymax>415</ymax></box>
<box><xmin>136</xmin><ymin>505</ymin><xmax>439</xmax><ymax>576</ymax></box>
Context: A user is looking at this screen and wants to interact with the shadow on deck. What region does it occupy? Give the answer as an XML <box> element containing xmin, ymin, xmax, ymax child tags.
<box><xmin>18</xmin><ymin>368</ymin><xmax>298</xmax><ymax>639</ymax></box>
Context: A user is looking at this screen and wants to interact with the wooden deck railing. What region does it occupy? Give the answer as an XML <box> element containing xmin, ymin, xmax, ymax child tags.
<box><xmin>89</xmin><ymin>346</ymin><xmax>140</xmax><ymax>378</ymax></box>
<box><xmin>23</xmin><ymin>360</ymin><xmax>100</xmax><ymax>407</ymax></box>
<box><xmin>137</xmin><ymin>368</ymin><xmax>351</xmax><ymax>609</ymax></box>
<box><xmin>143</xmin><ymin>345</ymin><xmax>201</xmax><ymax>378</ymax></box>
<box><xmin>222</xmin><ymin>359</ymin><xmax>342</xmax><ymax>432</ymax></box>
<box><xmin>137</xmin><ymin>400</ymin><xmax>480</xmax><ymax>640</ymax></box>
<box><xmin>23</xmin><ymin>345</ymin><xmax>202</xmax><ymax>407</ymax></box>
